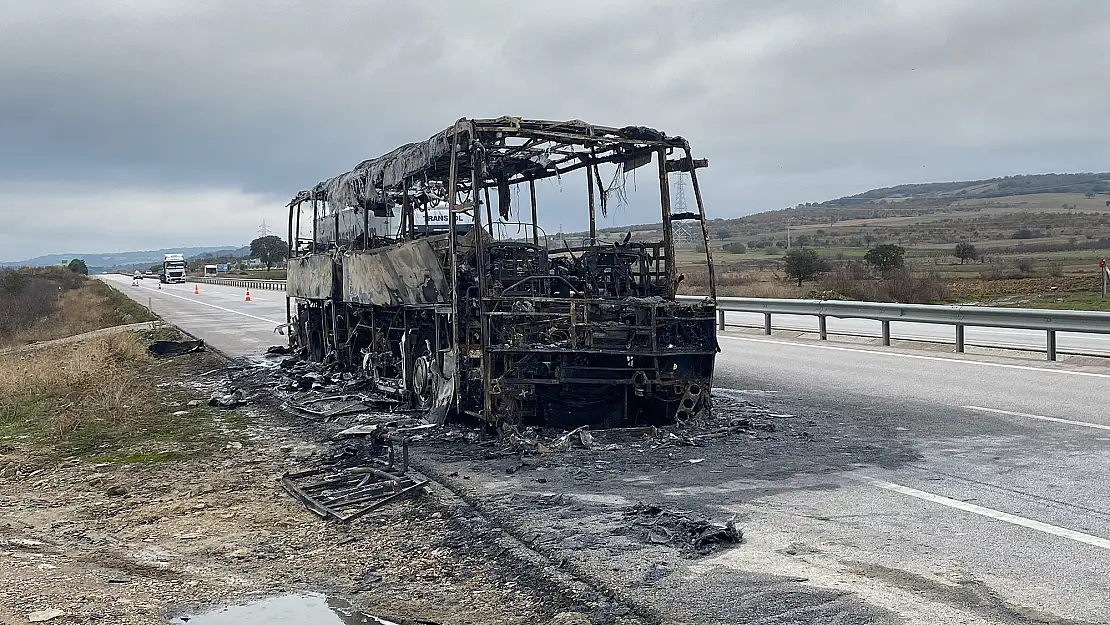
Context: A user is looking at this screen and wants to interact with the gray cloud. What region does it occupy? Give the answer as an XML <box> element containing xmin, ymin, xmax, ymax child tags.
<box><xmin>2</xmin><ymin>0</ymin><xmax>1109</xmax><ymax>260</ymax></box>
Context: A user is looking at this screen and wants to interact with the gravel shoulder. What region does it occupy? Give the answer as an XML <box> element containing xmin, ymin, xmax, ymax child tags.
<box><xmin>0</xmin><ymin>343</ymin><xmax>609</xmax><ymax>625</ymax></box>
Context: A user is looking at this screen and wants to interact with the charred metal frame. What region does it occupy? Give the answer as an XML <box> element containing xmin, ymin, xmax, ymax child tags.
<box><xmin>285</xmin><ymin>117</ymin><xmax>718</xmax><ymax>427</ymax></box>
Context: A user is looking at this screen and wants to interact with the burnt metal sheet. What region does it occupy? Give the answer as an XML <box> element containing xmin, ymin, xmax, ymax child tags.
<box><xmin>342</xmin><ymin>240</ymin><xmax>449</xmax><ymax>306</ymax></box>
<box><xmin>287</xmin><ymin>255</ymin><xmax>335</xmax><ymax>300</ymax></box>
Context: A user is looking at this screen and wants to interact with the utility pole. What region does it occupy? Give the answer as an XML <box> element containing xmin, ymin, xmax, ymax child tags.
<box><xmin>258</xmin><ymin>220</ymin><xmax>272</xmax><ymax>237</ymax></box>
<box><xmin>1101</xmin><ymin>257</ymin><xmax>1107</xmax><ymax>298</ymax></box>
<box><xmin>671</xmin><ymin>173</ymin><xmax>696</xmax><ymax>248</ymax></box>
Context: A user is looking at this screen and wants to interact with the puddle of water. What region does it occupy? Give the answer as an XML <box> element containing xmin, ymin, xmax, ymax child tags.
<box><xmin>169</xmin><ymin>593</ymin><xmax>398</xmax><ymax>625</ymax></box>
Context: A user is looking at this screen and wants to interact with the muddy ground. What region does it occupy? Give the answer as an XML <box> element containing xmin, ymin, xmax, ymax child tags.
<box><xmin>0</xmin><ymin>346</ymin><xmax>625</xmax><ymax>625</ymax></box>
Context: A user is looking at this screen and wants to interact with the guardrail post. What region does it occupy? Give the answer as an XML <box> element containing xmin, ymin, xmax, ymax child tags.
<box><xmin>955</xmin><ymin>324</ymin><xmax>965</xmax><ymax>353</ymax></box>
<box><xmin>881</xmin><ymin>320</ymin><xmax>891</xmax><ymax>346</ymax></box>
<box><xmin>818</xmin><ymin>315</ymin><xmax>827</xmax><ymax>341</ymax></box>
<box><xmin>718</xmin><ymin>309</ymin><xmax>725</xmax><ymax>331</ymax></box>
<box><xmin>763</xmin><ymin>313</ymin><xmax>772</xmax><ymax>335</ymax></box>
<box><xmin>1047</xmin><ymin>330</ymin><xmax>1057</xmax><ymax>361</ymax></box>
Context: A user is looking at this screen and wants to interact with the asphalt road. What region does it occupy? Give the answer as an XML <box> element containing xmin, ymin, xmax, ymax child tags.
<box><xmin>100</xmin><ymin>274</ymin><xmax>287</xmax><ymax>358</ymax></box>
<box><xmin>101</xmin><ymin>275</ymin><xmax>1110</xmax><ymax>623</ymax></box>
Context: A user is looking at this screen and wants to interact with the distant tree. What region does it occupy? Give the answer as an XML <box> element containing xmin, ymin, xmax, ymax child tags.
<box><xmin>150</xmin><ymin>264</ymin><xmax>163</xmax><ymax>274</ymax></box>
<box><xmin>863</xmin><ymin>244</ymin><xmax>906</xmax><ymax>275</ymax></box>
<box><xmin>722</xmin><ymin>242</ymin><xmax>747</xmax><ymax>254</ymax></box>
<box><xmin>783</xmin><ymin>249</ymin><xmax>829</xmax><ymax>286</ymax></box>
<box><xmin>954</xmin><ymin>242</ymin><xmax>979</xmax><ymax>264</ymax></box>
<box><xmin>67</xmin><ymin>259</ymin><xmax>88</xmax><ymax>275</ymax></box>
<box><xmin>793</xmin><ymin>234</ymin><xmax>812</xmax><ymax>247</ymax></box>
<box><xmin>249</xmin><ymin>235</ymin><xmax>288</xmax><ymax>271</ymax></box>
<box><xmin>1011</xmin><ymin>229</ymin><xmax>1035</xmax><ymax>240</ymax></box>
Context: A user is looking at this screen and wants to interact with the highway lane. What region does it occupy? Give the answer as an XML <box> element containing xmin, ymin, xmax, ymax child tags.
<box><xmin>100</xmin><ymin>276</ymin><xmax>1110</xmax><ymax>622</ymax></box>
<box><xmin>99</xmin><ymin>274</ymin><xmax>287</xmax><ymax>358</ymax></box>
<box><xmin>724</xmin><ymin>310</ymin><xmax>1110</xmax><ymax>357</ymax></box>
<box><xmin>710</xmin><ymin>336</ymin><xmax>1110</xmax><ymax>621</ymax></box>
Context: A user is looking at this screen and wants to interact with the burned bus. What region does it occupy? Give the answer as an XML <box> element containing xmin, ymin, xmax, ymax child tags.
<box><xmin>285</xmin><ymin>117</ymin><xmax>718</xmax><ymax>427</ymax></box>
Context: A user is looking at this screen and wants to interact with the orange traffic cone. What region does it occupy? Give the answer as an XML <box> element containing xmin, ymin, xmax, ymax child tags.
<box><xmin>244</xmin><ymin>289</ymin><xmax>252</xmax><ymax>302</ymax></box>
<box><xmin>194</xmin><ymin>284</ymin><xmax>199</xmax><ymax>295</ymax></box>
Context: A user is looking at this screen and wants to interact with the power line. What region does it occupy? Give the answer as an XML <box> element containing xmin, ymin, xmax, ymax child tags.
<box><xmin>671</xmin><ymin>173</ymin><xmax>698</xmax><ymax>248</ymax></box>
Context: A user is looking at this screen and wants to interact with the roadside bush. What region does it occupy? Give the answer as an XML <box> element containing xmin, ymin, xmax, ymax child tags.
<box><xmin>817</xmin><ymin>264</ymin><xmax>949</xmax><ymax>304</ymax></box>
<box><xmin>0</xmin><ymin>269</ymin><xmax>63</xmax><ymax>340</ymax></box>
<box><xmin>885</xmin><ymin>269</ymin><xmax>949</xmax><ymax>303</ymax></box>
<box><xmin>1014</xmin><ymin>258</ymin><xmax>1035</xmax><ymax>277</ymax></box>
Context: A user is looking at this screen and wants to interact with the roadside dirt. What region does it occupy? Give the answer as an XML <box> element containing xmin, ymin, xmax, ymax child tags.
<box><xmin>0</xmin><ymin>346</ymin><xmax>616</xmax><ymax>625</ymax></box>
<box><xmin>949</xmin><ymin>275</ymin><xmax>1098</xmax><ymax>299</ymax></box>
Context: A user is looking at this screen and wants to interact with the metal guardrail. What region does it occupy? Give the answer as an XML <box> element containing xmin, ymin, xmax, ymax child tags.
<box><xmin>189</xmin><ymin>276</ymin><xmax>287</xmax><ymax>291</ymax></box>
<box><xmin>679</xmin><ymin>296</ymin><xmax>1110</xmax><ymax>361</ymax></box>
<box><xmin>175</xmin><ymin>280</ymin><xmax>1105</xmax><ymax>360</ymax></box>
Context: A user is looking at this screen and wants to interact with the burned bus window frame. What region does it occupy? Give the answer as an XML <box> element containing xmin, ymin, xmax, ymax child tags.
<box><xmin>285</xmin><ymin>117</ymin><xmax>718</xmax><ymax>427</ymax></box>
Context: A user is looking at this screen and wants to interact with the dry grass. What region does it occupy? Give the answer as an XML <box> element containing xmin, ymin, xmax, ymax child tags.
<box><xmin>0</xmin><ymin>333</ymin><xmax>151</xmax><ymax>444</ymax></box>
<box><xmin>0</xmin><ymin>328</ymin><xmax>244</xmax><ymax>460</ymax></box>
<box><xmin>2</xmin><ymin>279</ymin><xmax>154</xmax><ymax>348</ymax></box>
<box><xmin>680</xmin><ymin>265</ymin><xmax>807</xmax><ymax>298</ymax></box>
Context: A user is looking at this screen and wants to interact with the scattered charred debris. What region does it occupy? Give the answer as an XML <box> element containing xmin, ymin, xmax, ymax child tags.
<box><xmin>282</xmin><ymin>465</ymin><xmax>428</xmax><ymax>523</ymax></box>
<box><xmin>621</xmin><ymin>502</ymin><xmax>743</xmax><ymax>556</ymax></box>
<box><xmin>148</xmin><ymin>339</ymin><xmax>205</xmax><ymax>358</ymax></box>
<box><xmin>283</xmin><ymin>117</ymin><xmax>719</xmax><ymax>429</ymax></box>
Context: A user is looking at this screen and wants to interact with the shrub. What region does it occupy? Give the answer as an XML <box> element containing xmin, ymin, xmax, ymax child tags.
<box><xmin>783</xmin><ymin>249</ymin><xmax>829</xmax><ymax>286</ymax></box>
<box><xmin>863</xmin><ymin>244</ymin><xmax>906</xmax><ymax>275</ymax></box>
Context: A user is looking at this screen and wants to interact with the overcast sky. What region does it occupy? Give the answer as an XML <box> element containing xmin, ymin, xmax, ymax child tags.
<box><xmin>2</xmin><ymin>0</ymin><xmax>1108</xmax><ymax>261</ymax></box>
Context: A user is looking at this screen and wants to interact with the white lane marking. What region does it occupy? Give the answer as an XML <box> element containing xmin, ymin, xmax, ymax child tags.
<box><xmin>718</xmin><ymin>335</ymin><xmax>1110</xmax><ymax>380</ymax></box>
<box><xmin>864</xmin><ymin>478</ymin><xmax>1110</xmax><ymax>551</ymax></box>
<box><xmin>131</xmin><ymin>283</ymin><xmax>283</xmax><ymax>325</ymax></box>
<box><xmin>962</xmin><ymin>405</ymin><xmax>1110</xmax><ymax>432</ymax></box>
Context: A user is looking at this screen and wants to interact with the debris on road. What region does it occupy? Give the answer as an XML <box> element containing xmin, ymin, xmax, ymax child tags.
<box><xmin>27</xmin><ymin>608</ymin><xmax>66</xmax><ymax>622</ymax></box>
<box><xmin>148</xmin><ymin>339</ymin><xmax>205</xmax><ymax>358</ymax></box>
<box><xmin>621</xmin><ymin>502</ymin><xmax>743</xmax><ymax>556</ymax></box>
<box><xmin>208</xmin><ymin>388</ymin><xmax>246</xmax><ymax>409</ymax></box>
<box><xmin>283</xmin><ymin>465</ymin><xmax>428</xmax><ymax>523</ymax></box>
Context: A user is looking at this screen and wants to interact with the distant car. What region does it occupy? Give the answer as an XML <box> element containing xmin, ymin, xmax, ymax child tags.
<box><xmin>133</xmin><ymin>271</ymin><xmax>143</xmax><ymax>280</ymax></box>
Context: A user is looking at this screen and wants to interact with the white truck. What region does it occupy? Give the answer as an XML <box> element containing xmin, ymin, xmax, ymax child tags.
<box><xmin>161</xmin><ymin>253</ymin><xmax>187</xmax><ymax>283</ymax></box>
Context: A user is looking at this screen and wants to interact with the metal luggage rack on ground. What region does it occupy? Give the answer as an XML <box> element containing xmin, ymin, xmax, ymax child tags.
<box><xmin>691</xmin><ymin>295</ymin><xmax>1110</xmax><ymax>361</ymax></box>
<box><xmin>282</xmin><ymin>465</ymin><xmax>428</xmax><ymax>523</ymax></box>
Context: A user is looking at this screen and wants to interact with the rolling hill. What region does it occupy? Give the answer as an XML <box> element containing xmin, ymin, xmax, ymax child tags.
<box><xmin>1</xmin><ymin>246</ymin><xmax>245</xmax><ymax>272</ymax></box>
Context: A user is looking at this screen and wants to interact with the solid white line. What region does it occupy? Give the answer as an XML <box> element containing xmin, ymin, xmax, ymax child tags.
<box><xmin>718</xmin><ymin>334</ymin><xmax>1110</xmax><ymax>380</ymax></box>
<box><xmin>962</xmin><ymin>405</ymin><xmax>1110</xmax><ymax>432</ymax></box>
<box><xmin>130</xmin><ymin>283</ymin><xmax>283</xmax><ymax>325</ymax></box>
<box><xmin>864</xmin><ymin>478</ymin><xmax>1110</xmax><ymax>551</ymax></box>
